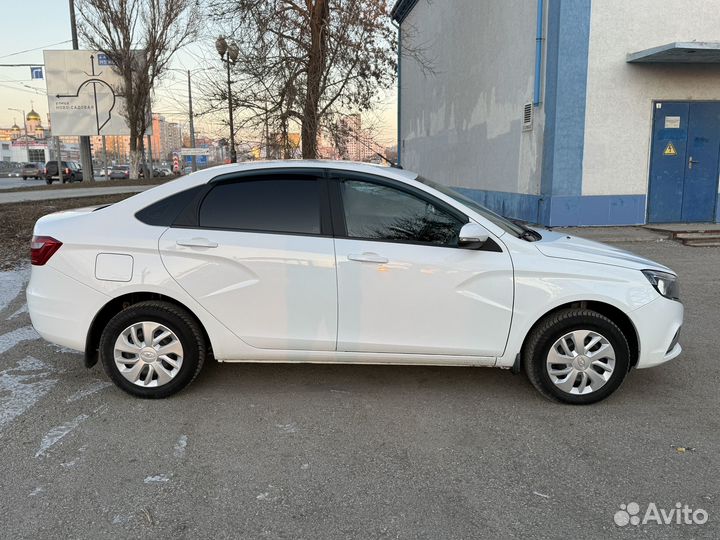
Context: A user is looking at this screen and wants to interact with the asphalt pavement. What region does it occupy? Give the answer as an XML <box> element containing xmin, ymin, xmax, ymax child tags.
<box><xmin>0</xmin><ymin>238</ymin><xmax>718</xmax><ymax>539</ymax></box>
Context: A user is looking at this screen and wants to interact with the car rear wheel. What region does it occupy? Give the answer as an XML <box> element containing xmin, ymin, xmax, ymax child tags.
<box><xmin>99</xmin><ymin>301</ymin><xmax>206</xmax><ymax>398</ymax></box>
<box><xmin>523</xmin><ymin>309</ymin><xmax>630</xmax><ymax>405</ymax></box>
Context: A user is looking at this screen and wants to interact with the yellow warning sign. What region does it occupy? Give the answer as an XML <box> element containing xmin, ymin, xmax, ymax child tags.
<box><xmin>664</xmin><ymin>142</ymin><xmax>678</xmax><ymax>156</ymax></box>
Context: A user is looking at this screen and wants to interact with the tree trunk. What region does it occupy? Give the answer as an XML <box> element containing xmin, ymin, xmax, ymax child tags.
<box><xmin>301</xmin><ymin>0</ymin><xmax>329</xmax><ymax>159</ymax></box>
<box><xmin>129</xmin><ymin>128</ymin><xmax>141</xmax><ymax>179</ymax></box>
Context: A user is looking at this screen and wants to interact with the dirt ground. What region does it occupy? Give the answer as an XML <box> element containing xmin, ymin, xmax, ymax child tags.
<box><xmin>1</xmin><ymin>194</ymin><xmax>133</xmax><ymax>271</ymax></box>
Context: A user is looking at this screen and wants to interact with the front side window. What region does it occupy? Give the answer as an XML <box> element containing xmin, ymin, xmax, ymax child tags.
<box><xmin>199</xmin><ymin>177</ymin><xmax>322</xmax><ymax>235</ymax></box>
<box><xmin>340</xmin><ymin>180</ymin><xmax>465</xmax><ymax>246</ymax></box>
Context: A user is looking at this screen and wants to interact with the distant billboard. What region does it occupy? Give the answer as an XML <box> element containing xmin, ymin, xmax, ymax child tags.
<box><xmin>44</xmin><ymin>50</ymin><xmax>131</xmax><ymax>136</ymax></box>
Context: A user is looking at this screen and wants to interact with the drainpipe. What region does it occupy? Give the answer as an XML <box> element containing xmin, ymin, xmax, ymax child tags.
<box><xmin>533</xmin><ymin>0</ymin><xmax>545</xmax><ymax>106</ymax></box>
<box><xmin>392</xmin><ymin>19</ymin><xmax>401</xmax><ymax>166</ymax></box>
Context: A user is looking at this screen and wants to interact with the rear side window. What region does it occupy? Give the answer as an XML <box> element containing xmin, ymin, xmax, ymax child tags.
<box><xmin>135</xmin><ymin>186</ymin><xmax>204</xmax><ymax>226</ymax></box>
<box><xmin>198</xmin><ymin>178</ymin><xmax>322</xmax><ymax>235</ymax></box>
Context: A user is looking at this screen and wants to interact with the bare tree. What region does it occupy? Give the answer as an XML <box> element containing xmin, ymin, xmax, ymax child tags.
<box><xmin>207</xmin><ymin>0</ymin><xmax>397</xmax><ymax>159</ymax></box>
<box><xmin>76</xmin><ymin>0</ymin><xmax>200</xmax><ymax>177</ymax></box>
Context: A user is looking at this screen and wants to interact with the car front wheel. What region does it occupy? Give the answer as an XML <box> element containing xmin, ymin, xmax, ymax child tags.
<box><xmin>523</xmin><ymin>309</ymin><xmax>630</xmax><ymax>405</ymax></box>
<box><xmin>99</xmin><ymin>301</ymin><xmax>206</xmax><ymax>398</ymax></box>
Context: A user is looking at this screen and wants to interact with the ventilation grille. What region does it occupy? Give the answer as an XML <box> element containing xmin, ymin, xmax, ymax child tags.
<box><xmin>522</xmin><ymin>103</ymin><xmax>534</xmax><ymax>132</ymax></box>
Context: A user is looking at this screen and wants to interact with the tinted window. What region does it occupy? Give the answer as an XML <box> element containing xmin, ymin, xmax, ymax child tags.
<box><xmin>136</xmin><ymin>185</ymin><xmax>204</xmax><ymax>226</ymax></box>
<box><xmin>340</xmin><ymin>180</ymin><xmax>465</xmax><ymax>246</ymax></box>
<box><xmin>199</xmin><ymin>178</ymin><xmax>321</xmax><ymax>234</ymax></box>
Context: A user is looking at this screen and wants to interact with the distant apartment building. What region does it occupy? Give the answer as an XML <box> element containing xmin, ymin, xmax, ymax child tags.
<box><xmin>317</xmin><ymin>114</ymin><xmax>385</xmax><ymax>162</ymax></box>
<box><xmin>393</xmin><ymin>0</ymin><xmax>720</xmax><ymax>225</ymax></box>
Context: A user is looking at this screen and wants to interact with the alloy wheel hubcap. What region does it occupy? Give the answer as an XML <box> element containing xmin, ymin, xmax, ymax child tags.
<box><xmin>546</xmin><ymin>330</ymin><xmax>616</xmax><ymax>395</ymax></box>
<box><xmin>114</xmin><ymin>321</ymin><xmax>184</xmax><ymax>387</ymax></box>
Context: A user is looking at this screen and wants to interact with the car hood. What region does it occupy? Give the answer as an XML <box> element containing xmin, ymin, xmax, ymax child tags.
<box><xmin>533</xmin><ymin>229</ymin><xmax>673</xmax><ymax>273</ymax></box>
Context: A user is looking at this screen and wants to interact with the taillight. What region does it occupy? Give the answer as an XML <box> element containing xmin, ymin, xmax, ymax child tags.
<box><xmin>64</xmin><ymin>167</ymin><xmax>70</xmax><ymax>175</ymax></box>
<box><xmin>31</xmin><ymin>236</ymin><xmax>62</xmax><ymax>266</ymax></box>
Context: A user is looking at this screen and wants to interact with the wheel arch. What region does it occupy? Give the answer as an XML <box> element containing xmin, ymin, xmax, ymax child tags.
<box><xmin>518</xmin><ymin>300</ymin><xmax>640</xmax><ymax>371</ymax></box>
<box><xmin>84</xmin><ymin>291</ymin><xmax>212</xmax><ymax>368</ymax></box>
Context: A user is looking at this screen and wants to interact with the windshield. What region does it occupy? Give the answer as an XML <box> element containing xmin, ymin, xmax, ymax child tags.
<box><xmin>415</xmin><ymin>175</ymin><xmax>526</xmax><ymax>237</ymax></box>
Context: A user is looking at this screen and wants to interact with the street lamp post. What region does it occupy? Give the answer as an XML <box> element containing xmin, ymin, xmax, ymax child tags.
<box><xmin>215</xmin><ymin>37</ymin><xmax>239</xmax><ymax>163</ymax></box>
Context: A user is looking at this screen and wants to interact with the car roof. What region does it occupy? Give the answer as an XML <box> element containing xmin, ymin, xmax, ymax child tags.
<box><xmin>195</xmin><ymin>159</ymin><xmax>417</xmax><ymax>181</ymax></box>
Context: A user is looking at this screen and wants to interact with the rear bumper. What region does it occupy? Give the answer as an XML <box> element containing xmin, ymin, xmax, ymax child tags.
<box><xmin>632</xmin><ymin>296</ymin><xmax>684</xmax><ymax>369</ymax></box>
<box><xmin>27</xmin><ymin>265</ymin><xmax>110</xmax><ymax>352</ymax></box>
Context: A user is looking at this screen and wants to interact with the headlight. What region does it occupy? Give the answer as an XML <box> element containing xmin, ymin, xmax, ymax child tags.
<box><xmin>642</xmin><ymin>270</ymin><xmax>680</xmax><ymax>301</ymax></box>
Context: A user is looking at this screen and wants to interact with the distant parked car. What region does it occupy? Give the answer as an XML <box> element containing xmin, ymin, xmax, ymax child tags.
<box><xmin>110</xmin><ymin>166</ymin><xmax>130</xmax><ymax>180</ymax></box>
<box><xmin>44</xmin><ymin>161</ymin><xmax>83</xmax><ymax>184</ymax></box>
<box><xmin>138</xmin><ymin>167</ymin><xmax>161</xmax><ymax>178</ymax></box>
<box><xmin>7</xmin><ymin>169</ymin><xmax>21</xmax><ymax>178</ymax></box>
<box><xmin>158</xmin><ymin>167</ymin><xmax>174</xmax><ymax>177</ymax></box>
<box><xmin>21</xmin><ymin>163</ymin><xmax>42</xmax><ymax>180</ymax></box>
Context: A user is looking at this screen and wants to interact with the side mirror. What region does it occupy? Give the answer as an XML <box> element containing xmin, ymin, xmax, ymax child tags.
<box><xmin>458</xmin><ymin>223</ymin><xmax>489</xmax><ymax>249</ymax></box>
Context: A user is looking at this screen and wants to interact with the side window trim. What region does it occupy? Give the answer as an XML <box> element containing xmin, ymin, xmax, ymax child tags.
<box><xmin>172</xmin><ymin>170</ymin><xmax>332</xmax><ymax>237</ymax></box>
<box><xmin>327</xmin><ymin>172</ymin><xmax>471</xmax><ymax>248</ymax></box>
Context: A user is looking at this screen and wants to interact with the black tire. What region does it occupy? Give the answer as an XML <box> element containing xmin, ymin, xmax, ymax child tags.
<box><xmin>22</xmin><ymin>176</ymin><xmax>27</xmax><ymax>180</ymax></box>
<box><xmin>45</xmin><ymin>178</ymin><xmax>52</xmax><ymax>184</ymax></box>
<box><xmin>523</xmin><ymin>309</ymin><xmax>630</xmax><ymax>405</ymax></box>
<box><xmin>99</xmin><ymin>301</ymin><xmax>206</xmax><ymax>399</ymax></box>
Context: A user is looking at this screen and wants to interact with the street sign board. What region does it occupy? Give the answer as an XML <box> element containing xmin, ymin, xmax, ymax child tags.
<box><xmin>30</xmin><ymin>67</ymin><xmax>43</xmax><ymax>80</ymax></box>
<box><xmin>43</xmin><ymin>50</ymin><xmax>131</xmax><ymax>136</ymax></box>
<box><xmin>180</xmin><ymin>148</ymin><xmax>211</xmax><ymax>156</ymax></box>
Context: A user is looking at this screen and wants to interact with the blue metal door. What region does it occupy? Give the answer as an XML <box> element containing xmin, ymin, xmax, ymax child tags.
<box><xmin>648</xmin><ymin>102</ymin><xmax>720</xmax><ymax>223</ymax></box>
<box><xmin>682</xmin><ymin>103</ymin><xmax>720</xmax><ymax>222</ymax></box>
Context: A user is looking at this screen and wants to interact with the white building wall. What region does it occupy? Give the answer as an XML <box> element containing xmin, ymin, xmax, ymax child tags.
<box><xmin>400</xmin><ymin>0</ymin><xmax>544</xmax><ymax>195</ymax></box>
<box><xmin>583</xmin><ymin>0</ymin><xmax>720</xmax><ymax>197</ymax></box>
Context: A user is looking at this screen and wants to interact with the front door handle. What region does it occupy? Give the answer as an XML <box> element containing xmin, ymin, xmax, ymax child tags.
<box><xmin>347</xmin><ymin>252</ymin><xmax>388</xmax><ymax>264</ymax></box>
<box><xmin>689</xmin><ymin>156</ymin><xmax>700</xmax><ymax>170</ymax></box>
<box><xmin>176</xmin><ymin>237</ymin><xmax>219</xmax><ymax>248</ymax></box>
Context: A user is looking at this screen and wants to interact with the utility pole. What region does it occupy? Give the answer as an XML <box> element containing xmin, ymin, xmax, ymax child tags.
<box><xmin>188</xmin><ymin>70</ymin><xmax>197</xmax><ymax>172</ymax></box>
<box><xmin>69</xmin><ymin>0</ymin><xmax>94</xmax><ymax>182</ymax></box>
<box><xmin>215</xmin><ymin>37</ymin><xmax>238</xmax><ymax>163</ymax></box>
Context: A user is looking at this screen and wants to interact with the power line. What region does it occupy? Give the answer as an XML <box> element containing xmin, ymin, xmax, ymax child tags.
<box><xmin>0</xmin><ymin>40</ymin><xmax>72</xmax><ymax>60</ymax></box>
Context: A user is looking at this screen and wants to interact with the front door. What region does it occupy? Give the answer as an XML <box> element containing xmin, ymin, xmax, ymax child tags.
<box><xmin>648</xmin><ymin>102</ymin><xmax>720</xmax><ymax>223</ymax></box>
<box><xmin>331</xmin><ymin>175</ymin><xmax>514</xmax><ymax>357</ymax></box>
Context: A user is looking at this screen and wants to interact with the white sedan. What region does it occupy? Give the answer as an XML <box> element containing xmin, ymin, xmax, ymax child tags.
<box><xmin>27</xmin><ymin>161</ymin><xmax>683</xmax><ymax>404</ymax></box>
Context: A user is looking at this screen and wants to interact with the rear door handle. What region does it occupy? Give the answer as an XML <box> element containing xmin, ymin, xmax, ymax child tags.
<box><xmin>347</xmin><ymin>252</ymin><xmax>388</xmax><ymax>264</ymax></box>
<box><xmin>176</xmin><ymin>237</ymin><xmax>218</xmax><ymax>248</ymax></box>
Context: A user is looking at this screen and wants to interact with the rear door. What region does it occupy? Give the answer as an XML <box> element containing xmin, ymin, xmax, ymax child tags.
<box><xmin>159</xmin><ymin>170</ymin><xmax>338</xmax><ymax>351</ymax></box>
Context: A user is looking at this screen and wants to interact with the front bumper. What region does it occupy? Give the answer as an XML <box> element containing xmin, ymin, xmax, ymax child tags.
<box><xmin>27</xmin><ymin>265</ymin><xmax>110</xmax><ymax>353</ymax></box>
<box><xmin>631</xmin><ymin>296</ymin><xmax>684</xmax><ymax>369</ymax></box>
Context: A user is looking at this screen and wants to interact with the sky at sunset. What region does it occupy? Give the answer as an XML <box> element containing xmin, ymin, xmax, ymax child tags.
<box><xmin>0</xmin><ymin>1</ymin><xmax>397</xmax><ymax>146</ymax></box>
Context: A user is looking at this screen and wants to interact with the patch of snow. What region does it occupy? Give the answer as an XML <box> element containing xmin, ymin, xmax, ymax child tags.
<box><xmin>0</xmin><ymin>356</ymin><xmax>57</xmax><ymax>431</ymax></box>
<box><xmin>0</xmin><ymin>326</ymin><xmax>40</xmax><ymax>355</ymax></box>
<box><xmin>8</xmin><ymin>303</ymin><xmax>28</xmax><ymax>320</ymax></box>
<box><xmin>174</xmin><ymin>434</ymin><xmax>188</xmax><ymax>458</ymax></box>
<box><xmin>35</xmin><ymin>413</ymin><xmax>89</xmax><ymax>457</ymax></box>
<box><xmin>276</xmin><ymin>422</ymin><xmax>297</xmax><ymax>434</ymax></box>
<box><xmin>144</xmin><ymin>474</ymin><xmax>170</xmax><ymax>484</ymax></box>
<box><xmin>66</xmin><ymin>380</ymin><xmax>112</xmax><ymax>402</ymax></box>
<box><xmin>0</xmin><ymin>268</ymin><xmax>28</xmax><ymax>313</ymax></box>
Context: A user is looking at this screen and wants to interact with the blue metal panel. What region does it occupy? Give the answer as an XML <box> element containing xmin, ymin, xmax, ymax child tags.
<box><xmin>455</xmin><ymin>188</ymin><xmax>646</xmax><ymax>227</ymax></box>
<box><xmin>682</xmin><ymin>102</ymin><xmax>720</xmax><ymax>222</ymax></box>
<box><xmin>540</xmin><ymin>0</ymin><xmax>592</xmax><ymax>207</ymax></box>
<box><xmin>648</xmin><ymin>103</ymin><xmax>689</xmax><ymax>223</ymax></box>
